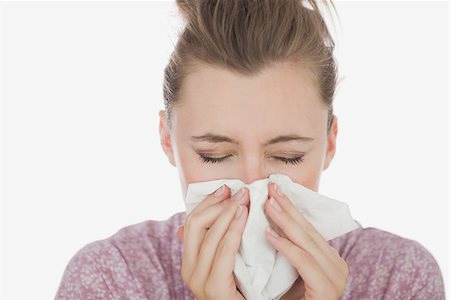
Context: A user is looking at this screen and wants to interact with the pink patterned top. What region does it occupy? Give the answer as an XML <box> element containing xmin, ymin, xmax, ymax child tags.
<box><xmin>55</xmin><ymin>211</ymin><xmax>445</xmax><ymax>299</ymax></box>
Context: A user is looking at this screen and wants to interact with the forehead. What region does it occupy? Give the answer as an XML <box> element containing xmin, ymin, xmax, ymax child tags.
<box><xmin>173</xmin><ymin>62</ymin><xmax>327</xmax><ymax>135</ymax></box>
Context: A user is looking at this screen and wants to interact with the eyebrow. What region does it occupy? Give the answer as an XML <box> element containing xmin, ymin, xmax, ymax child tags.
<box><xmin>190</xmin><ymin>133</ymin><xmax>314</xmax><ymax>146</ymax></box>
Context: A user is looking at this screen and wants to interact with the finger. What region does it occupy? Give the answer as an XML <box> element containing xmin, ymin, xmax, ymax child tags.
<box><xmin>191</xmin><ymin>188</ymin><xmax>249</xmax><ymax>283</ymax></box>
<box><xmin>268</xmin><ymin>182</ymin><xmax>330</xmax><ymax>248</ymax></box>
<box><xmin>283</xmin><ymin>185</ymin><xmax>349</xmax><ymax>284</ymax></box>
<box><xmin>265</xmin><ymin>196</ymin><xmax>346</xmax><ymax>288</ymax></box>
<box><xmin>266</xmin><ymin>226</ymin><xmax>337</xmax><ymax>297</ymax></box>
<box><xmin>208</xmin><ymin>204</ymin><xmax>248</xmax><ymax>289</ymax></box>
<box><xmin>190</xmin><ymin>199</ymin><xmax>243</xmax><ymax>289</ymax></box>
<box><xmin>191</xmin><ymin>185</ymin><xmax>250</xmax><ymax>218</ymax></box>
<box><xmin>177</xmin><ymin>191</ymin><xmax>247</xmax><ymax>242</ymax></box>
<box><xmin>268</xmin><ymin>182</ymin><xmax>347</xmax><ymax>269</ymax></box>
<box><xmin>265</xmin><ymin>184</ymin><xmax>346</xmax><ymax>286</ymax></box>
<box><xmin>181</xmin><ymin>188</ymin><xmax>249</xmax><ymax>284</ymax></box>
<box><xmin>190</xmin><ymin>184</ymin><xmax>231</xmax><ymax>215</ymax></box>
<box><xmin>182</xmin><ymin>199</ymin><xmax>230</xmax><ymax>282</ymax></box>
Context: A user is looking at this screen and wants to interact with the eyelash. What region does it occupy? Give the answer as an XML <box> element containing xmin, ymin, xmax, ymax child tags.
<box><xmin>198</xmin><ymin>154</ymin><xmax>305</xmax><ymax>165</ymax></box>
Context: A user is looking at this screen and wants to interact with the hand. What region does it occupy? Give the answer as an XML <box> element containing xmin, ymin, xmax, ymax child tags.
<box><xmin>264</xmin><ymin>182</ymin><xmax>349</xmax><ymax>300</ymax></box>
<box><xmin>176</xmin><ymin>184</ymin><xmax>250</xmax><ymax>300</ymax></box>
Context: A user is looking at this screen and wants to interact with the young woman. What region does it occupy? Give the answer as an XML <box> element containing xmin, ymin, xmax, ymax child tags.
<box><xmin>55</xmin><ymin>0</ymin><xmax>445</xmax><ymax>299</ymax></box>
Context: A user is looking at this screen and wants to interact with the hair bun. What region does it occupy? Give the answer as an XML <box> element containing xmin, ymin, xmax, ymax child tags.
<box><xmin>176</xmin><ymin>0</ymin><xmax>197</xmax><ymax>25</ymax></box>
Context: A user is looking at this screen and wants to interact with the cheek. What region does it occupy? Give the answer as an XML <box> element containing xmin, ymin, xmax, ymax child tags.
<box><xmin>299</xmin><ymin>173</ymin><xmax>320</xmax><ymax>191</ymax></box>
<box><xmin>279</xmin><ymin>153</ymin><xmax>322</xmax><ymax>191</ymax></box>
<box><xmin>175</xmin><ymin>147</ymin><xmax>223</xmax><ymax>191</ymax></box>
<box><xmin>282</xmin><ymin>171</ymin><xmax>319</xmax><ymax>191</ymax></box>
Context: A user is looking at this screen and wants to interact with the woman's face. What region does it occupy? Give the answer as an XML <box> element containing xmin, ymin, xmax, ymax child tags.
<box><xmin>159</xmin><ymin>61</ymin><xmax>338</xmax><ymax>199</ymax></box>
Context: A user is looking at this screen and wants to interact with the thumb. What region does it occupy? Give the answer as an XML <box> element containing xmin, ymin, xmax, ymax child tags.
<box><xmin>176</xmin><ymin>224</ymin><xmax>184</xmax><ymax>241</ymax></box>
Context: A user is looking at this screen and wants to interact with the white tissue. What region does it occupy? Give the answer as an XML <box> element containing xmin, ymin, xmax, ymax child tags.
<box><xmin>184</xmin><ymin>173</ymin><xmax>359</xmax><ymax>300</ymax></box>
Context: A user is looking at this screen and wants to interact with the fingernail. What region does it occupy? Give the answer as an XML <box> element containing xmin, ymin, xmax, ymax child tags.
<box><xmin>232</xmin><ymin>188</ymin><xmax>245</xmax><ymax>202</ymax></box>
<box><xmin>266</xmin><ymin>226</ymin><xmax>280</xmax><ymax>238</ymax></box>
<box><xmin>215</xmin><ymin>184</ymin><xmax>225</xmax><ymax>197</ymax></box>
<box><xmin>269</xmin><ymin>196</ymin><xmax>283</xmax><ymax>213</ymax></box>
<box><xmin>235</xmin><ymin>205</ymin><xmax>243</xmax><ymax>219</ymax></box>
<box><xmin>274</xmin><ymin>183</ymin><xmax>284</xmax><ymax>196</ymax></box>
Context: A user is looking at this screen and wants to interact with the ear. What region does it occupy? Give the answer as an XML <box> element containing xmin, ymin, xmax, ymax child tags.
<box><xmin>323</xmin><ymin>115</ymin><xmax>338</xmax><ymax>171</ymax></box>
<box><xmin>159</xmin><ymin>110</ymin><xmax>176</xmax><ymax>167</ymax></box>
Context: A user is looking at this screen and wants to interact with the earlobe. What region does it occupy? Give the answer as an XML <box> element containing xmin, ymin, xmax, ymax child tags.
<box><xmin>159</xmin><ymin>110</ymin><xmax>176</xmax><ymax>167</ymax></box>
<box><xmin>323</xmin><ymin>115</ymin><xmax>338</xmax><ymax>171</ymax></box>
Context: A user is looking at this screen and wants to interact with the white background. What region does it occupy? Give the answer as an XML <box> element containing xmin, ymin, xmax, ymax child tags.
<box><xmin>0</xmin><ymin>1</ymin><xmax>448</xmax><ymax>299</ymax></box>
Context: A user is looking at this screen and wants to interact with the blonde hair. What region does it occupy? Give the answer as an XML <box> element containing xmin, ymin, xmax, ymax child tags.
<box><xmin>163</xmin><ymin>0</ymin><xmax>339</xmax><ymax>135</ymax></box>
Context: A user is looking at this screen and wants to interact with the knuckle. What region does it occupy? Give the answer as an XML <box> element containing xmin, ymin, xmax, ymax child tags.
<box><xmin>224</xmin><ymin>197</ymin><xmax>236</xmax><ymax>207</ymax></box>
<box><xmin>302</xmin><ymin>230</ymin><xmax>316</xmax><ymax>248</ymax></box>
<box><xmin>202</xmin><ymin>230</ymin><xmax>216</xmax><ymax>246</ymax></box>
<box><xmin>330</xmin><ymin>245</ymin><xmax>342</xmax><ymax>259</ymax></box>
<box><xmin>214</xmin><ymin>197</ymin><xmax>232</xmax><ymax>212</ymax></box>
<box><xmin>185</xmin><ymin>211</ymin><xmax>200</xmax><ymax>230</ymax></box>
<box><xmin>217</xmin><ymin>237</ymin><xmax>232</xmax><ymax>255</ymax></box>
<box><xmin>222</xmin><ymin>199</ymin><xmax>238</xmax><ymax>216</ymax></box>
<box><xmin>229</xmin><ymin>200</ymin><xmax>239</xmax><ymax>212</ymax></box>
<box><xmin>216</xmin><ymin>221</ymin><xmax>240</xmax><ymax>254</ymax></box>
<box><xmin>293</xmin><ymin>247</ymin><xmax>307</xmax><ymax>266</ymax></box>
<box><xmin>203</xmin><ymin>279</ymin><xmax>217</xmax><ymax>297</ymax></box>
<box><xmin>341</xmin><ymin>259</ymin><xmax>349</xmax><ymax>277</ymax></box>
<box><xmin>330</xmin><ymin>246</ymin><xmax>339</xmax><ymax>254</ymax></box>
<box><xmin>303</xmin><ymin>220</ymin><xmax>315</xmax><ymax>234</ymax></box>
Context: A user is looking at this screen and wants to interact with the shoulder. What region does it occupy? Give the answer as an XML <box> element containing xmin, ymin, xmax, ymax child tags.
<box><xmin>330</xmin><ymin>224</ymin><xmax>446</xmax><ymax>299</ymax></box>
<box><xmin>55</xmin><ymin>211</ymin><xmax>187</xmax><ymax>299</ymax></box>
<box><xmin>111</xmin><ymin>210</ymin><xmax>186</xmax><ymax>251</ymax></box>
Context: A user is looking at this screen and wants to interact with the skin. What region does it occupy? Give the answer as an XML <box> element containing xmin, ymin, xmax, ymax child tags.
<box><xmin>159</xmin><ymin>61</ymin><xmax>346</xmax><ymax>299</ymax></box>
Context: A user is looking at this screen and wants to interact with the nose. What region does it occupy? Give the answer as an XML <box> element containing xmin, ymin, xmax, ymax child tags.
<box><xmin>239</xmin><ymin>154</ymin><xmax>269</xmax><ymax>185</ymax></box>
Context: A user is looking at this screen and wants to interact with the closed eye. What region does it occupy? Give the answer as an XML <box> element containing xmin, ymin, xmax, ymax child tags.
<box><xmin>198</xmin><ymin>154</ymin><xmax>305</xmax><ymax>165</ymax></box>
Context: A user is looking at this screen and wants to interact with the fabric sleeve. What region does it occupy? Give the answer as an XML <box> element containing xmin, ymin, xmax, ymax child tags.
<box><xmin>54</xmin><ymin>237</ymin><xmax>169</xmax><ymax>299</ymax></box>
<box><xmin>54</xmin><ymin>243</ymin><xmax>115</xmax><ymax>300</ymax></box>
<box><xmin>407</xmin><ymin>241</ymin><xmax>446</xmax><ymax>299</ymax></box>
<box><xmin>380</xmin><ymin>238</ymin><xmax>446</xmax><ymax>300</ymax></box>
